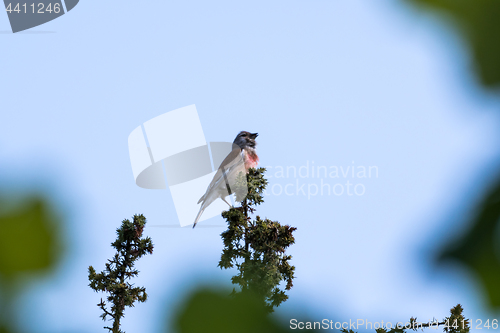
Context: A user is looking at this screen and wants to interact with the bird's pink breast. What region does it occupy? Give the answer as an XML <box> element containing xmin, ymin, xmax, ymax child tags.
<box><xmin>244</xmin><ymin>150</ymin><xmax>259</xmax><ymax>170</ymax></box>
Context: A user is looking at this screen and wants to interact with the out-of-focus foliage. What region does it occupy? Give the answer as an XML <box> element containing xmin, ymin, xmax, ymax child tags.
<box><xmin>171</xmin><ymin>288</ymin><xmax>467</xmax><ymax>333</ymax></box>
<box><xmin>406</xmin><ymin>0</ymin><xmax>500</xmax><ymax>309</ymax></box>
<box><xmin>219</xmin><ymin>168</ymin><xmax>296</xmax><ymax>312</ymax></box>
<box><xmin>438</xmin><ymin>178</ymin><xmax>500</xmax><ymax>307</ymax></box>
<box><xmin>0</xmin><ymin>196</ymin><xmax>63</xmax><ymax>333</ymax></box>
<box><xmin>408</xmin><ymin>0</ymin><xmax>500</xmax><ymax>88</ymax></box>
<box><xmin>172</xmin><ymin>287</ymin><xmax>296</xmax><ymax>333</ymax></box>
<box><xmin>0</xmin><ymin>197</ymin><xmax>62</xmax><ymax>280</ymax></box>
<box><xmin>88</xmin><ymin>214</ymin><xmax>154</xmax><ymax>333</ymax></box>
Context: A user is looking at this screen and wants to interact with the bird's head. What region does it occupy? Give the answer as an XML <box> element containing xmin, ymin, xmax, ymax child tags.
<box><xmin>233</xmin><ymin>131</ymin><xmax>258</xmax><ymax>150</ymax></box>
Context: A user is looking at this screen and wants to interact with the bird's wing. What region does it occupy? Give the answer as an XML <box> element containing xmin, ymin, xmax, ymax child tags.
<box><xmin>197</xmin><ymin>148</ymin><xmax>243</xmax><ymax>204</ymax></box>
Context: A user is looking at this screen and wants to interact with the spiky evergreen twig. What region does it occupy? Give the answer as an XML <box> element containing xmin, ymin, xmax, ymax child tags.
<box><xmin>218</xmin><ymin>168</ymin><xmax>296</xmax><ymax>312</ymax></box>
<box><xmin>88</xmin><ymin>214</ymin><xmax>154</xmax><ymax>333</ymax></box>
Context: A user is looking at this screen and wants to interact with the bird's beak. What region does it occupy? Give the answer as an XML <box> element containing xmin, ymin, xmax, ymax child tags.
<box><xmin>251</xmin><ymin>133</ymin><xmax>258</xmax><ymax>139</ymax></box>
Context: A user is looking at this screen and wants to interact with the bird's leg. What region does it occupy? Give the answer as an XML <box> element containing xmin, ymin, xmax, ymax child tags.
<box><xmin>222</xmin><ymin>197</ymin><xmax>233</xmax><ymax>207</ymax></box>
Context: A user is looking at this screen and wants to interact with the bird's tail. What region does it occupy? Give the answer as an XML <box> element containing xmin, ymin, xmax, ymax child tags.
<box><xmin>193</xmin><ymin>205</ymin><xmax>205</xmax><ymax>228</ymax></box>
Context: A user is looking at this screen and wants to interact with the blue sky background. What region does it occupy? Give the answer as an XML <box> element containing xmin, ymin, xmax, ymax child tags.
<box><xmin>2</xmin><ymin>0</ymin><xmax>500</xmax><ymax>332</ymax></box>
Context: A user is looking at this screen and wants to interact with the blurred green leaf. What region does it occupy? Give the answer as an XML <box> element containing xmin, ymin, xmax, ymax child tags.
<box><xmin>0</xmin><ymin>325</ymin><xmax>13</xmax><ymax>333</ymax></box>
<box><xmin>172</xmin><ymin>287</ymin><xmax>293</xmax><ymax>333</ymax></box>
<box><xmin>438</xmin><ymin>178</ymin><xmax>500</xmax><ymax>307</ymax></box>
<box><xmin>407</xmin><ymin>0</ymin><xmax>500</xmax><ymax>87</ymax></box>
<box><xmin>0</xmin><ymin>197</ymin><xmax>62</xmax><ymax>281</ymax></box>
<box><xmin>405</xmin><ymin>0</ymin><xmax>500</xmax><ymax>309</ymax></box>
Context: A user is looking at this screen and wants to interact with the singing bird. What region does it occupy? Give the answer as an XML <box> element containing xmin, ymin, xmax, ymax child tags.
<box><xmin>193</xmin><ymin>131</ymin><xmax>259</xmax><ymax>228</ymax></box>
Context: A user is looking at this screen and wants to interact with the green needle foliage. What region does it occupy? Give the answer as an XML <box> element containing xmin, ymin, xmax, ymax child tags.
<box><xmin>443</xmin><ymin>304</ymin><xmax>470</xmax><ymax>333</ymax></box>
<box><xmin>218</xmin><ymin>167</ymin><xmax>296</xmax><ymax>312</ymax></box>
<box><xmin>88</xmin><ymin>214</ymin><xmax>154</xmax><ymax>333</ymax></box>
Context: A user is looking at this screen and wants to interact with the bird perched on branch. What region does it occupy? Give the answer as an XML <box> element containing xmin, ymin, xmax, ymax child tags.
<box><xmin>193</xmin><ymin>131</ymin><xmax>259</xmax><ymax>228</ymax></box>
